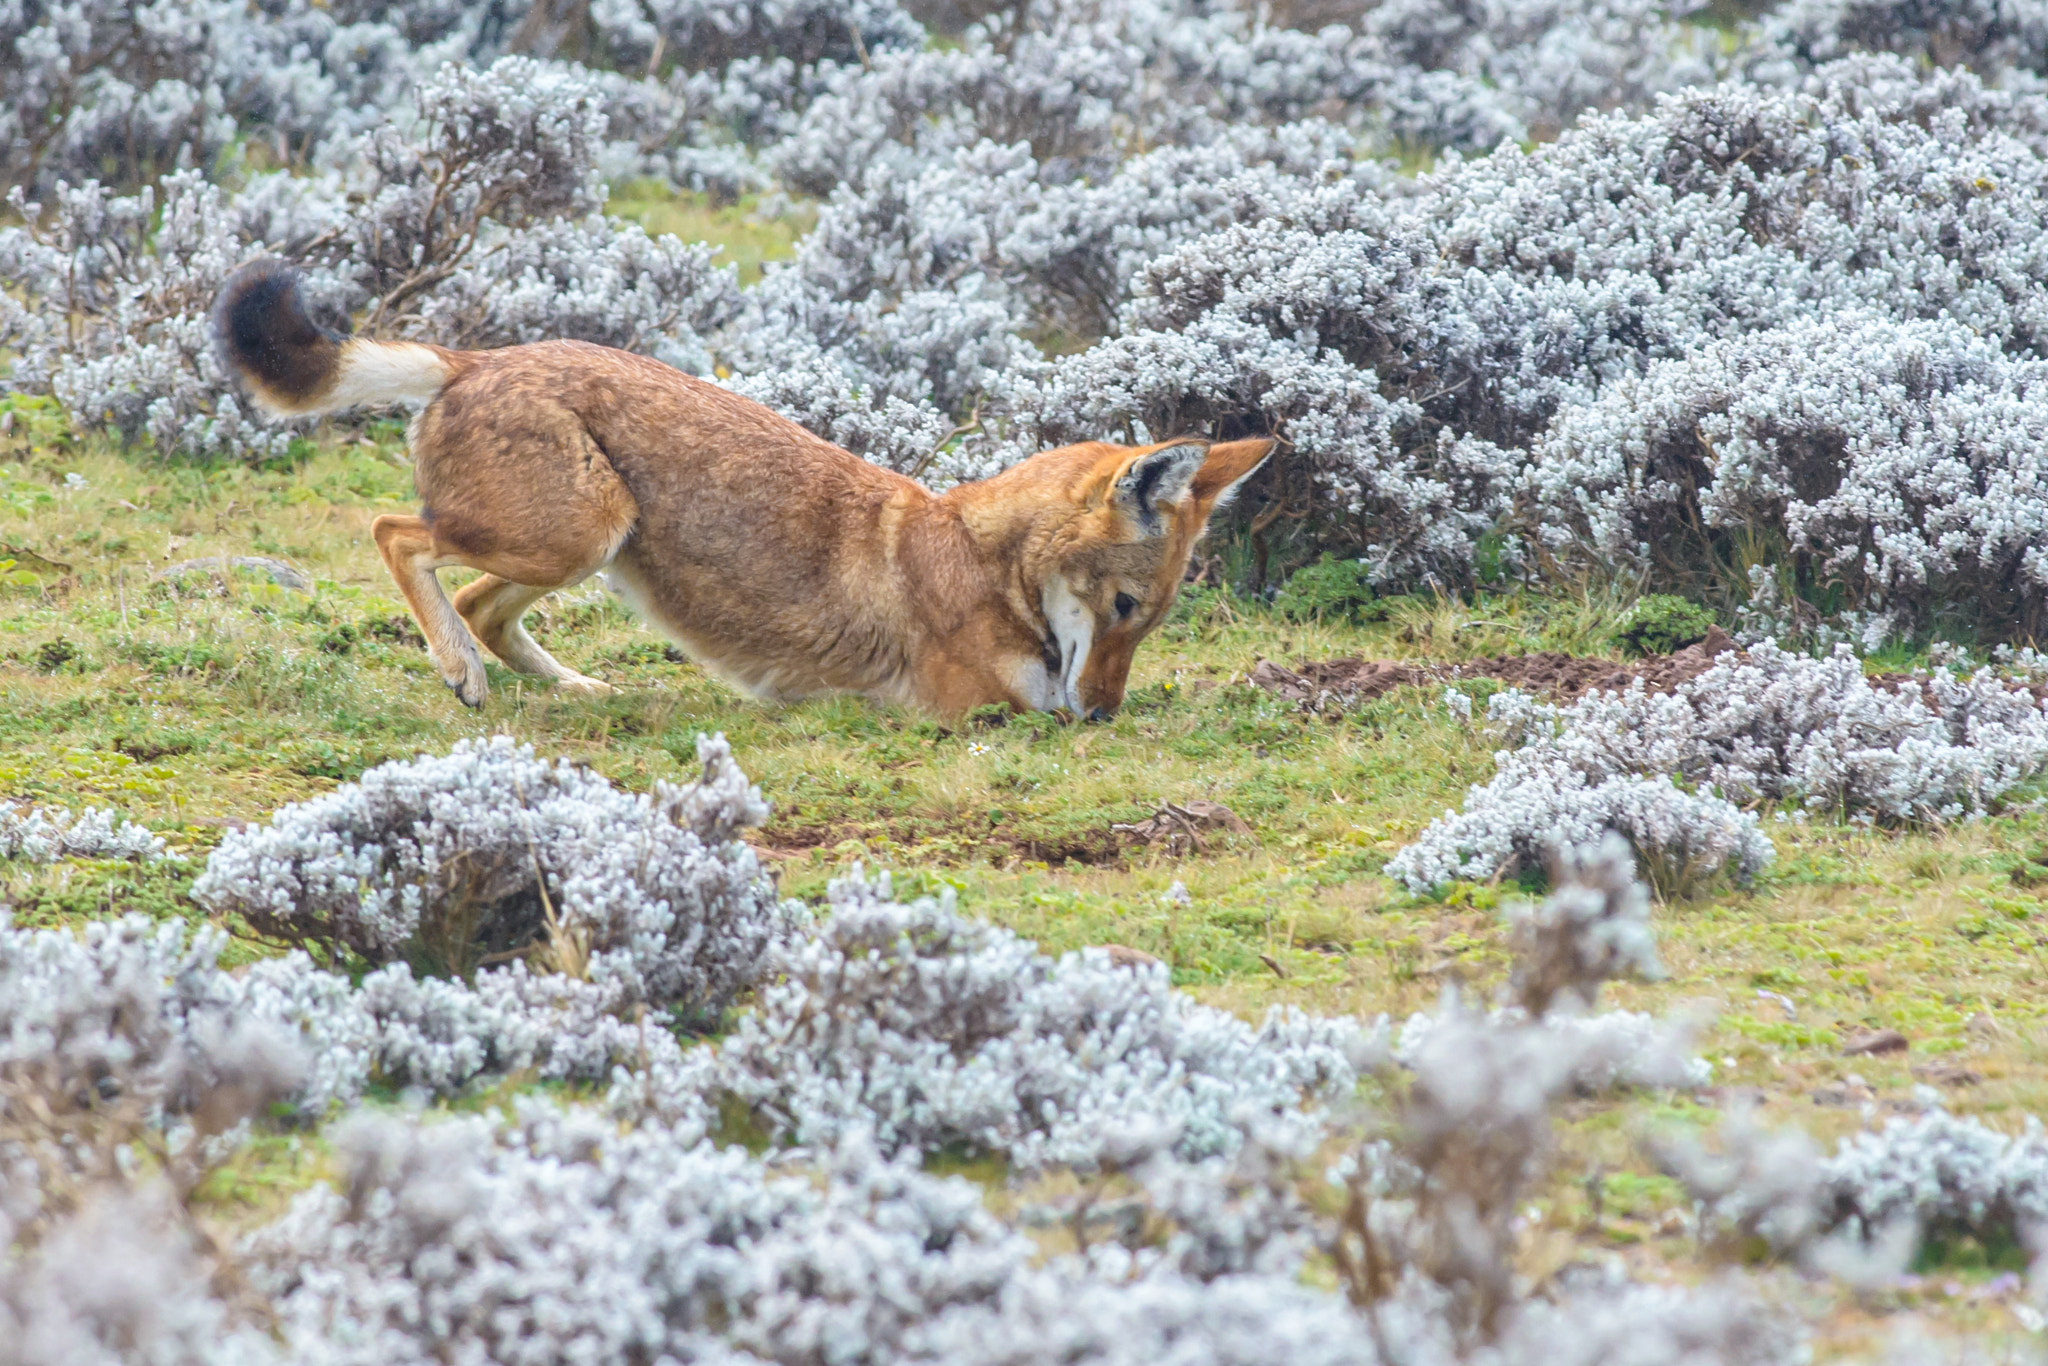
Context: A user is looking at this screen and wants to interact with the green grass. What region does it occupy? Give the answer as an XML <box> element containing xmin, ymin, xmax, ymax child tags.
<box><xmin>606</xmin><ymin>182</ymin><xmax>814</xmax><ymax>286</ymax></box>
<box><xmin>6</xmin><ymin>426</ymin><xmax>2048</xmax><ymax>1349</ymax></box>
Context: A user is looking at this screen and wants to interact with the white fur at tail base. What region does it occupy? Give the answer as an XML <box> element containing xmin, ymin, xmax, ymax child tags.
<box><xmin>321</xmin><ymin>341</ymin><xmax>449</xmax><ymax>413</ymax></box>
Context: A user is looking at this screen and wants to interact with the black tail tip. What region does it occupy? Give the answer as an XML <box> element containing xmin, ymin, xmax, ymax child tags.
<box><xmin>211</xmin><ymin>259</ymin><xmax>347</xmax><ymax>408</ymax></box>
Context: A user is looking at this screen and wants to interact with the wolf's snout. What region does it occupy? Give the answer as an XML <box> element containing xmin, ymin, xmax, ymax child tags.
<box><xmin>1085</xmin><ymin>706</ymin><xmax>1115</xmax><ymax>723</ymax></box>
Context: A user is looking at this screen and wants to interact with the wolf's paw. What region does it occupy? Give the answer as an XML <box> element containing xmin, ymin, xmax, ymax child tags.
<box><xmin>437</xmin><ymin>648</ymin><xmax>489</xmax><ymax>708</ymax></box>
<box><xmin>554</xmin><ymin>672</ymin><xmax>614</xmax><ymax>697</ymax></box>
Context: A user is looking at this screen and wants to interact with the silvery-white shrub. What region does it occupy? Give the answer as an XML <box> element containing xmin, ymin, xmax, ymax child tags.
<box><xmin>1817</xmin><ymin>1109</ymin><xmax>2048</xmax><ymax>1247</ymax></box>
<box><xmin>1392</xmin><ymin>836</ymin><xmax>1707</xmax><ymax>1090</ymax></box>
<box><xmin>1391</xmin><ymin>643</ymin><xmax>2048</xmax><ymax>893</ymax></box>
<box><xmin>3</xmin><ymin>58</ymin><xmax>736</xmax><ymax>461</ymax></box>
<box><xmin>191</xmin><ymin>734</ymin><xmax>787</xmax><ymax>1020</ymax></box>
<box><xmin>1760</xmin><ymin>0</ymin><xmax>2048</xmax><ymax>87</ymax></box>
<box><xmin>713</xmin><ymin>870</ymin><xmax>1372</xmax><ymax>1168</ymax></box>
<box><xmin>0</xmin><ymin>913</ymin><xmax>308</xmax><ymax>1221</ymax></box>
<box><xmin>992</xmin><ymin>59</ymin><xmax>2048</xmax><ymax>605</ymax></box>
<box><xmin>0</xmin><ymin>1191</ymin><xmax>283</xmax><ymax>1366</ymax></box>
<box><xmin>1385</xmin><ymin>754</ymin><xmax>1772</xmax><ymax>897</ymax></box>
<box><xmin>305</xmin><ymin>57</ymin><xmax>609</xmax><ymax>330</ymax></box>
<box><xmin>1501</xmin><ymin>833</ymin><xmax>1662</xmax><ymax>1016</ymax></box>
<box><xmin>1523</xmin><ymin>312</ymin><xmax>2048</xmax><ymax>635</ymax></box>
<box><xmin>0</xmin><ymin>801</ymin><xmax>171</xmax><ymax>864</ymax></box>
<box><xmin>244</xmin><ymin>1109</ymin><xmax>1031</xmax><ymax>1366</ymax></box>
<box><xmin>1</xmin><ymin>171</ymin><xmax>303</xmax><ymax>462</ymax></box>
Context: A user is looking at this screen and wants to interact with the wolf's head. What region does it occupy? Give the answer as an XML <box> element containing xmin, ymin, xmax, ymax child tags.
<box><xmin>949</xmin><ymin>437</ymin><xmax>1273</xmax><ymax>718</ymax></box>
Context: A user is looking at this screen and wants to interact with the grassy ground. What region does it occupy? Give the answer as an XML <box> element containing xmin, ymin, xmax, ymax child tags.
<box><xmin>5</xmin><ymin>422</ymin><xmax>2047</xmax><ymax>1350</ymax></box>
<box><xmin>605</xmin><ymin>182</ymin><xmax>814</xmax><ymax>285</ymax></box>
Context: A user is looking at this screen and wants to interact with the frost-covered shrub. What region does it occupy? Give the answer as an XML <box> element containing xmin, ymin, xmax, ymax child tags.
<box><xmin>0</xmin><ymin>907</ymin><xmax>723</xmax><ymax>1126</ymax></box>
<box><xmin>1663</xmin><ymin>1102</ymin><xmax>2048</xmax><ymax>1267</ymax></box>
<box><xmin>1385</xmin><ymin>758</ymin><xmax>1771</xmax><ymax>897</ymax></box>
<box><xmin>0</xmin><ymin>1191</ymin><xmax>281</xmax><ymax>1366</ymax></box>
<box><xmin>0</xmin><ymin>812</ymin><xmax>1811</xmax><ymax>1366</ymax></box>
<box><xmin>193</xmin><ymin>734</ymin><xmax>784</xmax><ymax>1017</ymax></box>
<box><xmin>996</xmin><ymin>61</ymin><xmax>2048</xmax><ymax>601</ymax></box>
<box><xmin>2</xmin><ymin>59</ymin><xmax>736</xmax><ymax>460</ymax></box>
<box><xmin>1500</xmin><ymin>834</ymin><xmax>1663</xmax><ymax>1016</ymax></box>
<box><xmin>249</xmin><ymin>956</ymin><xmax>721</xmax><ymax>1115</ymax></box>
<box><xmin>725</xmin><ymin>358</ymin><xmax>957</xmax><ymax>471</ymax></box>
<box><xmin>1323</xmin><ymin>843</ymin><xmax>1706</xmax><ymax>1340</ymax></box>
<box><xmin>1486</xmin><ymin>1282</ymin><xmax>1799</xmax><ymax>1366</ymax></box>
<box><xmin>720</xmin><ymin>143</ymin><xmax>1044</xmax><ymax>461</ymax></box>
<box><xmin>0</xmin><ymin>172</ymin><xmax>305</xmax><ymax>462</ymax></box>
<box><xmin>304</xmin><ymin>57</ymin><xmax>609</xmax><ymax>332</ymax></box>
<box><xmin>1397</xmin><ymin>1006</ymin><xmax>1710</xmax><ymax>1092</ymax></box>
<box><xmin>995</xmin><ymin>120</ymin><xmax>1381</xmax><ymax>342</ymax></box>
<box><xmin>1</xmin><ymin>0</ymin><xmax>240</xmax><ymax>194</ymax></box>
<box><xmin>0</xmin><ymin>801</ymin><xmax>171</xmax><ymax>863</ymax></box>
<box><xmin>1389</xmin><ymin>642</ymin><xmax>2048</xmax><ymax>893</ymax></box>
<box><xmin>0</xmin><ymin>914</ymin><xmax>307</xmax><ymax>1230</ymax></box>
<box><xmin>246</xmin><ymin>1108</ymin><xmax>1033</xmax><ymax>1366</ymax></box>
<box><xmin>599</xmin><ymin>0</ymin><xmax>926</xmax><ymax>73</ymax></box>
<box><xmin>1391</xmin><ymin>837</ymin><xmax>1707</xmax><ymax>1091</ymax></box>
<box><xmin>237</xmin><ymin>1096</ymin><xmax>1807</xmax><ymax>1366</ymax></box>
<box><xmin>1761</xmin><ymin>0</ymin><xmax>2048</xmax><ymax>86</ymax></box>
<box><xmin>1655</xmin><ymin>1108</ymin><xmax>1827</xmax><ymax>1250</ymax></box>
<box><xmin>1816</xmin><ymin>1109</ymin><xmax>2048</xmax><ymax>1247</ymax></box>
<box><xmin>1524</xmin><ymin>314</ymin><xmax>2048</xmax><ymax>636</ymax></box>
<box><xmin>714</xmin><ymin>871</ymin><xmax>1373</xmax><ymax>1168</ymax></box>
<box><xmin>1357</xmin><ymin>0</ymin><xmax>1723</xmax><ymax>143</ymax></box>
<box><xmin>411</xmin><ymin>214</ymin><xmax>738</xmax><ymax>371</ymax></box>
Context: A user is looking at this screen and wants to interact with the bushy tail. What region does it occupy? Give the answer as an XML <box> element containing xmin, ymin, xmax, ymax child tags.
<box><xmin>211</xmin><ymin>260</ymin><xmax>449</xmax><ymax>416</ymax></box>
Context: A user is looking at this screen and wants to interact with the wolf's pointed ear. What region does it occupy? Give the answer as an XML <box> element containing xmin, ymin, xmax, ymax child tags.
<box><xmin>1190</xmin><ymin>438</ymin><xmax>1275</xmax><ymax>515</ymax></box>
<box><xmin>1109</xmin><ymin>442</ymin><xmax>1207</xmax><ymax>536</ymax></box>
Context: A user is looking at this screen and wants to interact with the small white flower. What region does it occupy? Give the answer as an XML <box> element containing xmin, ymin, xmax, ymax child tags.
<box><xmin>62</xmin><ymin>472</ymin><xmax>88</xmax><ymax>490</ymax></box>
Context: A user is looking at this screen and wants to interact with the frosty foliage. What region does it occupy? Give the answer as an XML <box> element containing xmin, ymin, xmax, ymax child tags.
<box><xmin>0</xmin><ymin>911</ymin><xmax>310</xmax><ymax>1261</ymax></box>
<box><xmin>191</xmin><ymin>733</ymin><xmax>786</xmax><ymax>1018</ymax></box>
<box><xmin>0</xmin><ymin>907</ymin><xmax>723</xmax><ymax>1129</ymax></box>
<box><xmin>1392</xmin><ymin>838</ymin><xmax>1707</xmax><ymax>1092</ymax></box>
<box><xmin>11</xmin><ymin>0</ymin><xmax>2048</xmax><ymax>630</ymax></box>
<box><xmin>1660</xmin><ymin>1102</ymin><xmax>2048</xmax><ymax>1273</ymax></box>
<box><xmin>1816</xmin><ymin>1109</ymin><xmax>2048</xmax><ymax>1248</ymax></box>
<box><xmin>0</xmin><ymin>1191</ymin><xmax>282</xmax><ymax>1366</ymax></box>
<box><xmin>1331</xmin><ymin>843</ymin><xmax>1704</xmax><ymax>1339</ymax></box>
<box><xmin>0</xmin><ymin>800</ymin><xmax>172</xmax><ymax>864</ymax></box>
<box><xmin>1</xmin><ymin>59</ymin><xmax>737</xmax><ymax>461</ymax></box>
<box><xmin>1390</xmin><ymin>643</ymin><xmax>2048</xmax><ymax>893</ymax></box>
<box><xmin>714</xmin><ymin>870</ymin><xmax>1374</xmax><ymax>1168</ymax></box>
<box><xmin>990</xmin><ymin>61</ymin><xmax>2048</xmax><ymax>628</ymax></box>
<box><xmin>0</xmin><ymin>795</ymin><xmax>1871</xmax><ymax>1366</ymax></box>
<box><xmin>1501</xmin><ymin>833</ymin><xmax>1662</xmax><ymax>1016</ymax></box>
<box><xmin>1525</xmin><ymin>313</ymin><xmax>2048</xmax><ymax>636</ymax></box>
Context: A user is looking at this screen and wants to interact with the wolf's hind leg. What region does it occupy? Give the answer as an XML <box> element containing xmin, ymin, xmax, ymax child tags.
<box><xmin>372</xmin><ymin>513</ymin><xmax>491</xmax><ymax>707</ymax></box>
<box><xmin>454</xmin><ymin>574</ymin><xmax>614</xmax><ymax>696</ymax></box>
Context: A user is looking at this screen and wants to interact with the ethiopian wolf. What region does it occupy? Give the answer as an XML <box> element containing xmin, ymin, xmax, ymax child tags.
<box><xmin>211</xmin><ymin>260</ymin><xmax>1270</xmax><ymax>718</ymax></box>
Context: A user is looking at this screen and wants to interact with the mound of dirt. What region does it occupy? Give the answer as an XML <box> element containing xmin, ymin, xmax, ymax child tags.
<box><xmin>1251</xmin><ymin>626</ymin><xmax>1739</xmax><ymax>710</ymax></box>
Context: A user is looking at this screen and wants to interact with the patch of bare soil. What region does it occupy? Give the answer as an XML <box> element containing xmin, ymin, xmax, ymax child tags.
<box><xmin>1110</xmin><ymin>800</ymin><xmax>1252</xmax><ymax>856</ymax></box>
<box><xmin>1251</xmin><ymin>626</ymin><xmax>1741</xmax><ymax>710</ymax></box>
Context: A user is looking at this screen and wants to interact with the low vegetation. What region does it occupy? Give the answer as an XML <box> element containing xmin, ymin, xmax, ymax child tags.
<box><xmin>4</xmin><ymin>426</ymin><xmax>2048</xmax><ymax>1358</ymax></box>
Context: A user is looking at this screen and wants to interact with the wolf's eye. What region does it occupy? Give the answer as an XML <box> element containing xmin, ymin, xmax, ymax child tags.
<box><xmin>1114</xmin><ymin>592</ymin><xmax>1138</xmax><ymax>619</ymax></box>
